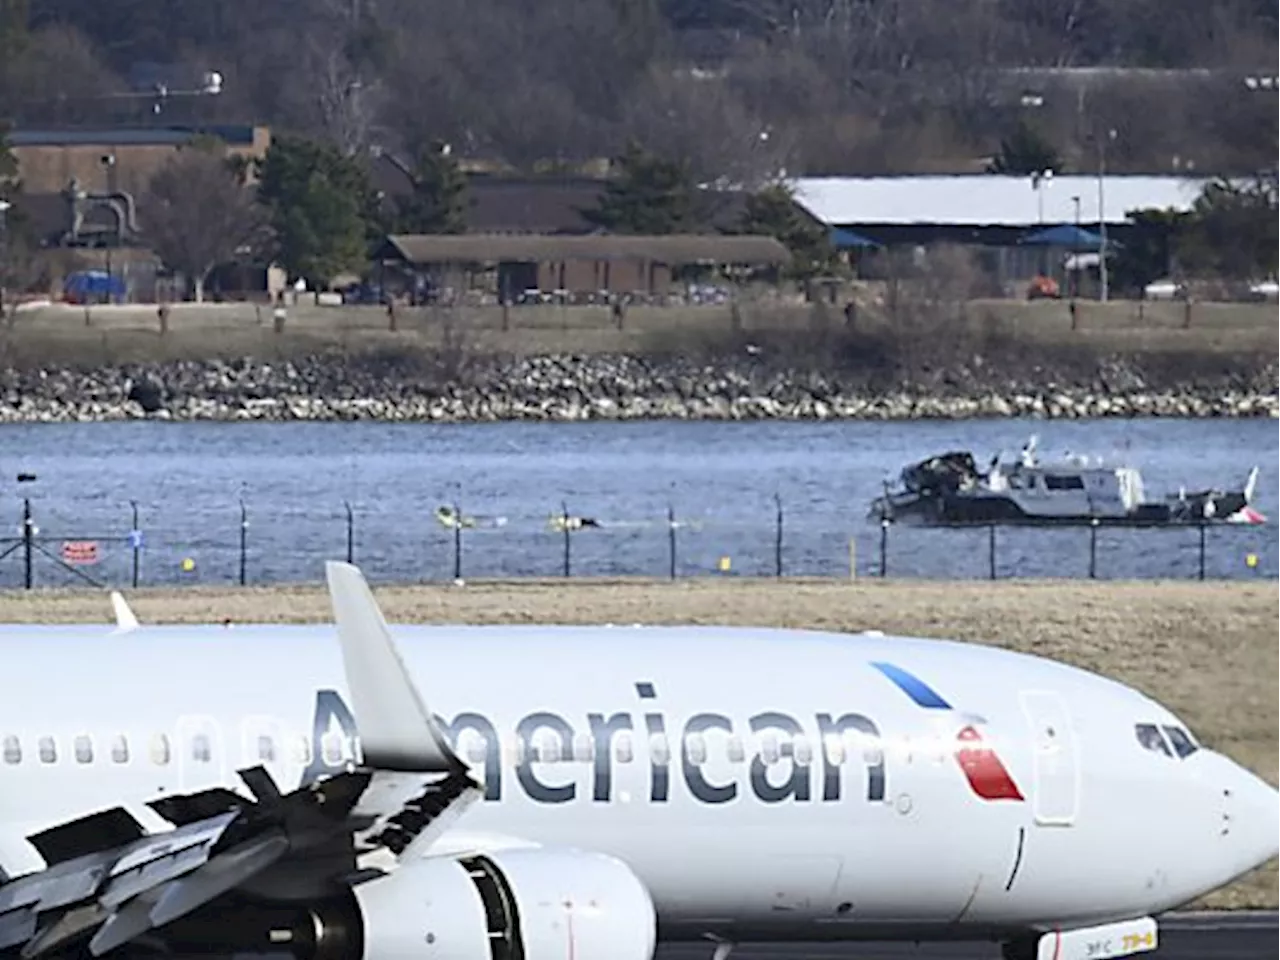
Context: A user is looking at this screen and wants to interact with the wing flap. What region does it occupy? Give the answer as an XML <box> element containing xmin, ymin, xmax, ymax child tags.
<box><xmin>27</xmin><ymin>808</ymin><xmax>145</xmax><ymax>866</ymax></box>
<box><xmin>0</xmin><ymin>907</ymin><xmax>37</xmax><ymax>951</ymax></box>
<box><xmin>20</xmin><ymin>903</ymin><xmax>105</xmax><ymax>960</ymax></box>
<box><xmin>147</xmin><ymin>832</ymin><xmax>289</xmax><ymax>929</ymax></box>
<box><xmin>99</xmin><ymin>844</ymin><xmax>210</xmax><ymax>910</ymax></box>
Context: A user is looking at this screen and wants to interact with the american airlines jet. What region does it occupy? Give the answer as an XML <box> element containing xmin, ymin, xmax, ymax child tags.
<box><xmin>0</xmin><ymin>562</ymin><xmax>1274</xmax><ymax>960</ymax></box>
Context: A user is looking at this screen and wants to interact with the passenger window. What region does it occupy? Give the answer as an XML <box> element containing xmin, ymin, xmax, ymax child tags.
<box><xmin>725</xmin><ymin>735</ymin><xmax>745</xmax><ymax>763</ymax></box>
<box><xmin>506</xmin><ymin>734</ymin><xmax>526</xmax><ymax>765</ymax></box>
<box><xmin>613</xmin><ymin>732</ymin><xmax>633</xmax><ymax>764</ymax></box>
<box><xmin>823</xmin><ymin>735</ymin><xmax>846</xmax><ymax>766</ymax></box>
<box><xmin>572</xmin><ymin>733</ymin><xmax>594</xmax><ymax>763</ymax></box>
<box><xmin>111</xmin><ymin>735</ymin><xmax>130</xmax><ymax>765</ymax></box>
<box><xmin>759</xmin><ymin>732</ymin><xmax>780</xmax><ymax>765</ymax></box>
<box><xmin>150</xmin><ymin>734</ymin><xmax>171</xmax><ymax>766</ymax></box>
<box><xmin>292</xmin><ymin>736</ymin><xmax>312</xmax><ymax>765</ymax></box>
<box><xmin>321</xmin><ymin>731</ymin><xmax>345</xmax><ymax>766</ymax></box>
<box><xmin>74</xmin><ymin>735</ymin><xmax>94</xmax><ymax>765</ymax></box>
<box><xmin>464</xmin><ymin>735</ymin><xmax>488</xmax><ymax>765</ymax></box>
<box><xmin>38</xmin><ymin>736</ymin><xmax>57</xmax><ymax>764</ymax></box>
<box><xmin>2</xmin><ymin>735</ymin><xmax>20</xmax><ymax>765</ymax></box>
<box><xmin>649</xmin><ymin>733</ymin><xmax>670</xmax><ymax>766</ymax></box>
<box><xmin>256</xmin><ymin>735</ymin><xmax>276</xmax><ymax>763</ymax></box>
<box><xmin>192</xmin><ymin>734</ymin><xmax>212</xmax><ymax>763</ymax></box>
<box><xmin>1163</xmin><ymin>725</ymin><xmax>1199</xmax><ymax>759</ymax></box>
<box><xmin>793</xmin><ymin>735</ymin><xmax>813</xmax><ymax>766</ymax></box>
<box><xmin>685</xmin><ymin>733</ymin><xmax>707</xmax><ymax>765</ymax></box>
<box><xmin>1135</xmin><ymin>723</ymin><xmax>1172</xmax><ymax>757</ymax></box>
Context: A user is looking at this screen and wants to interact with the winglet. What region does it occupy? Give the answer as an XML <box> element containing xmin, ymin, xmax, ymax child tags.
<box><xmin>325</xmin><ymin>561</ymin><xmax>461</xmax><ymax>774</ymax></box>
<box><xmin>110</xmin><ymin>592</ymin><xmax>139</xmax><ymax>632</ymax></box>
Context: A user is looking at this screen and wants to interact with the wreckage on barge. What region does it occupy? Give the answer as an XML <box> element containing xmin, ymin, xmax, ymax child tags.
<box><xmin>868</xmin><ymin>436</ymin><xmax>1265</xmax><ymax>527</ymax></box>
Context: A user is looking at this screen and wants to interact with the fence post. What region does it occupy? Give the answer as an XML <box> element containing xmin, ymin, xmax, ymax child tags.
<box><xmin>238</xmin><ymin>499</ymin><xmax>248</xmax><ymax>587</ymax></box>
<box><xmin>879</xmin><ymin>519</ymin><xmax>889</xmax><ymax>578</ymax></box>
<box><xmin>988</xmin><ymin>524</ymin><xmax>996</xmax><ymax>580</ymax></box>
<box><xmin>22</xmin><ymin>497</ymin><xmax>33</xmax><ymax>590</ymax></box>
<box><xmin>774</xmin><ymin>493</ymin><xmax>784</xmax><ymax>578</ymax></box>
<box><xmin>452</xmin><ymin>500</ymin><xmax>463</xmax><ymax>581</ymax></box>
<box><xmin>1088</xmin><ymin>518</ymin><xmax>1099</xmax><ymax>579</ymax></box>
<box><xmin>343</xmin><ymin>501</ymin><xmax>355</xmax><ymax>564</ymax></box>
<box><xmin>561</xmin><ymin>501</ymin><xmax>571</xmax><ymax>578</ymax></box>
<box><xmin>1198</xmin><ymin>523</ymin><xmax>1206</xmax><ymax>581</ymax></box>
<box><xmin>667</xmin><ymin>504</ymin><xmax>677</xmax><ymax>580</ymax></box>
<box><xmin>130</xmin><ymin>500</ymin><xmax>141</xmax><ymax>588</ymax></box>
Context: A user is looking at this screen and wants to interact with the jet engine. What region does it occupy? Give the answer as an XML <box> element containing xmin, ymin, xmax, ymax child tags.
<box><xmin>351</xmin><ymin>847</ymin><xmax>657</xmax><ymax>960</ymax></box>
<box><xmin>138</xmin><ymin>848</ymin><xmax>656</xmax><ymax>959</ymax></box>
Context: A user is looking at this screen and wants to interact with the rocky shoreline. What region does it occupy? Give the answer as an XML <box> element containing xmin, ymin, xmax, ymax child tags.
<box><xmin>0</xmin><ymin>354</ymin><xmax>1275</xmax><ymax>422</ymax></box>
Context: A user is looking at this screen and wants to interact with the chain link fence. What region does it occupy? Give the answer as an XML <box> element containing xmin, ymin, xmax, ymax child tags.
<box><xmin>0</xmin><ymin>496</ymin><xmax>1271</xmax><ymax>589</ymax></box>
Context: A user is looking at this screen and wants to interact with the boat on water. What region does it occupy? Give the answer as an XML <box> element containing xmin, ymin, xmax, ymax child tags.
<box><xmin>867</xmin><ymin>436</ymin><xmax>1266</xmax><ymax>527</ymax></box>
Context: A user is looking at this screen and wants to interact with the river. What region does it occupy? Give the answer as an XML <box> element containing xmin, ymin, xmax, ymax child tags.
<box><xmin>0</xmin><ymin>418</ymin><xmax>1275</xmax><ymax>588</ymax></box>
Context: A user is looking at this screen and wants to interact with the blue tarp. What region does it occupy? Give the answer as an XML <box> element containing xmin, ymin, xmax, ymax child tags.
<box><xmin>830</xmin><ymin>227</ymin><xmax>880</xmax><ymax>249</ymax></box>
<box><xmin>1018</xmin><ymin>224</ymin><xmax>1112</xmax><ymax>250</ymax></box>
<box><xmin>63</xmin><ymin>270</ymin><xmax>126</xmax><ymax>298</ymax></box>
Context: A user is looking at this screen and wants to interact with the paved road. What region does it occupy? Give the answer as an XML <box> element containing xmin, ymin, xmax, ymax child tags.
<box><xmin>654</xmin><ymin>912</ymin><xmax>1278</xmax><ymax>960</ymax></box>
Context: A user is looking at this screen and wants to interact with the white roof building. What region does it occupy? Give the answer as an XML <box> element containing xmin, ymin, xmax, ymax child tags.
<box><xmin>788</xmin><ymin>175</ymin><xmax>1212</xmax><ymax>228</ymax></box>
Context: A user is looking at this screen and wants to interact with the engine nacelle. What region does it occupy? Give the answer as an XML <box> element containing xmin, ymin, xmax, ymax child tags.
<box><xmin>353</xmin><ymin>847</ymin><xmax>657</xmax><ymax>960</ymax></box>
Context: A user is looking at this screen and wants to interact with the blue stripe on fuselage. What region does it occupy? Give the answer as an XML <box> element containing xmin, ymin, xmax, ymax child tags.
<box><xmin>870</xmin><ymin>661</ymin><xmax>952</xmax><ymax>709</ymax></box>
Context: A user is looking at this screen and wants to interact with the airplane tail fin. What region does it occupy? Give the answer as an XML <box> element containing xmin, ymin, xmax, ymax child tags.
<box><xmin>1243</xmin><ymin>466</ymin><xmax>1259</xmax><ymax>504</ymax></box>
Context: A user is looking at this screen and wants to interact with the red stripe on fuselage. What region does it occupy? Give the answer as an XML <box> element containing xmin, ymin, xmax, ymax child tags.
<box><xmin>955</xmin><ymin>725</ymin><xmax>1024</xmax><ymax>801</ymax></box>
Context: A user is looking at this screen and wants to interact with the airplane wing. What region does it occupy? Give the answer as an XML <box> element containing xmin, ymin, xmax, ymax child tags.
<box><xmin>0</xmin><ymin>562</ymin><xmax>482</xmax><ymax>960</ymax></box>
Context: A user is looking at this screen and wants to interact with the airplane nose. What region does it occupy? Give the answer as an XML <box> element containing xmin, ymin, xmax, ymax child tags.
<box><xmin>1224</xmin><ymin>764</ymin><xmax>1280</xmax><ymax>870</ymax></box>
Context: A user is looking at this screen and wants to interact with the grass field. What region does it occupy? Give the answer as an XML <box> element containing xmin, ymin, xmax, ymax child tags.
<box><xmin>3</xmin><ymin>576</ymin><xmax>1275</xmax><ymax>908</ymax></box>
<box><xmin>0</xmin><ymin>298</ymin><xmax>1275</xmax><ymax>367</ymax></box>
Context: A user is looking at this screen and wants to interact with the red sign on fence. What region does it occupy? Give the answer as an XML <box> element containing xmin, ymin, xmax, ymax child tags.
<box><xmin>60</xmin><ymin>540</ymin><xmax>100</xmax><ymax>565</ymax></box>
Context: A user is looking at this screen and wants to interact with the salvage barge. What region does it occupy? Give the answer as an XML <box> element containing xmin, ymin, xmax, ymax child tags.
<box><xmin>868</xmin><ymin>437</ymin><xmax>1266</xmax><ymax>527</ymax></box>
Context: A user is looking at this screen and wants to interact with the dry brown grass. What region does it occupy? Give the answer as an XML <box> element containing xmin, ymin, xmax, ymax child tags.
<box><xmin>2</xmin><ymin>576</ymin><xmax>1275</xmax><ymax>908</ymax></box>
<box><xmin>0</xmin><ymin>299</ymin><xmax>1274</xmax><ymax>367</ymax></box>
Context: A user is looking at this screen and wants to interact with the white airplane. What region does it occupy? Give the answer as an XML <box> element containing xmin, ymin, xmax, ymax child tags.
<box><xmin>0</xmin><ymin>562</ymin><xmax>1274</xmax><ymax>960</ymax></box>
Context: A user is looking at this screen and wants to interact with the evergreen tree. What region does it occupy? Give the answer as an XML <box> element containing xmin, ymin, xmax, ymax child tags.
<box><xmin>584</xmin><ymin>141</ymin><xmax>700</xmax><ymax>234</ymax></box>
<box><xmin>255</xmin><ymin>135</ymin><xmax>374</xmax><ymax>288</ymax></box>
<box><xmin>396</xmin><ymin>141</ymin><xmax>468</xmax><ymax>234</ymax></box>
<box><xmin>1175</xmin><ymin>175</ymin><xmax>1278</xmax><ymax>280</ymax></box>
<box><xmin>738</xmin><ymin>183</ymin><xmax>837</xmax><ymax>280</ymax></box>
<box><xmin>987</xmin><ymin>119</ymin><xmax>1062</xmax><ymax>176</ymax></box>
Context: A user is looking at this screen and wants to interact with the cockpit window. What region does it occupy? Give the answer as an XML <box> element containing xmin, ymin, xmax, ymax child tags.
<box><xmin>1162</xmin><ymin>725</ymin><xmax>1199</xmax><ymax>758</ymax></box>
<box><xmin>1135</xmin><ymin>723</ymin><xmax>1172</xmax><ymax>756</ymax></box>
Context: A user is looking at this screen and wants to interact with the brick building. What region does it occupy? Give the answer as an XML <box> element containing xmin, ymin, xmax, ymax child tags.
<box><xmin>10</xmin><ymin>125</ymin><xmax>271</xmax><ymax>197</ymax></box>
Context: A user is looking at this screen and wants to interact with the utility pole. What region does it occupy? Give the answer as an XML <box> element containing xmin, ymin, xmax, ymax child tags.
<box><xmin>1071</xmin><ymin>195</ymin><xmax>1081</xmax><ymax>301</ymax></box>
<box><xmin>1097</xmin><ymin>128</ymin><xmax>1117</xmax><ymax>302</ymax></box>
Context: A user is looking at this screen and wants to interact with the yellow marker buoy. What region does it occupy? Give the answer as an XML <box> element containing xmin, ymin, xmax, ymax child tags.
<box><xmin>718</xmin><ymin>556</ymin><xmax>731</xmax><ymax>573</ymax></box>
<box><xmin>1245</xmin><ymin>553</ymin><xmax>1258</xmax><ymax>569</ymax></box>
<box><xmin>181</xmin><ymin>557</ymin><xmax>195</xmax><ymax>572</ymax></box>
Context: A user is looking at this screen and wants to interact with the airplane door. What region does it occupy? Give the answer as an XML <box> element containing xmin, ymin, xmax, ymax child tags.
<box><xmin>175</xmin><ymin>714</ymin><xmax>227</xmax><ymax>794</ymax></box>
<box><xmin>1019</xmin><ymin>691</ymin><xmax>1078</xmax><ymax>826</ymax></box>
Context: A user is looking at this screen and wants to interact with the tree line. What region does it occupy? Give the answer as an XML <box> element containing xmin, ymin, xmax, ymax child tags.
<box><xmin>0</xmin><ymin>0</ymin><xmax>1273</xmax><ymax>179</ymax></box>
<box><xmin>121</xmin><ymin>135</ymin><xmax>1280</xmax><ymax>298</ymax></box>
<box><xmin>0</xmin><ymin>133</ymin><xmax>840</xmax><ymax>298</ymax></box>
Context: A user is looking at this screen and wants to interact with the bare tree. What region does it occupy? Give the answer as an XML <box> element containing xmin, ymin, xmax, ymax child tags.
<box><xmin>139</xmin><ymin>144</ymin><xmax>266</xmax><ymax>302</ymax></box>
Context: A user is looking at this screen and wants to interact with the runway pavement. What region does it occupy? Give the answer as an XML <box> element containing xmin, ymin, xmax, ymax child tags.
<box><xmin>654</xmin><ymin>911</ymin><xmax>1279</xmax><ymax>960</ymax></box>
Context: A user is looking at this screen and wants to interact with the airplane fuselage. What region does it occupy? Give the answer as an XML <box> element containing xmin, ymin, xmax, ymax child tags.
<box><xmin>0</xmin><ymin>623</ymin><xmax>1274</xmax><ymax>945</ymax></box>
